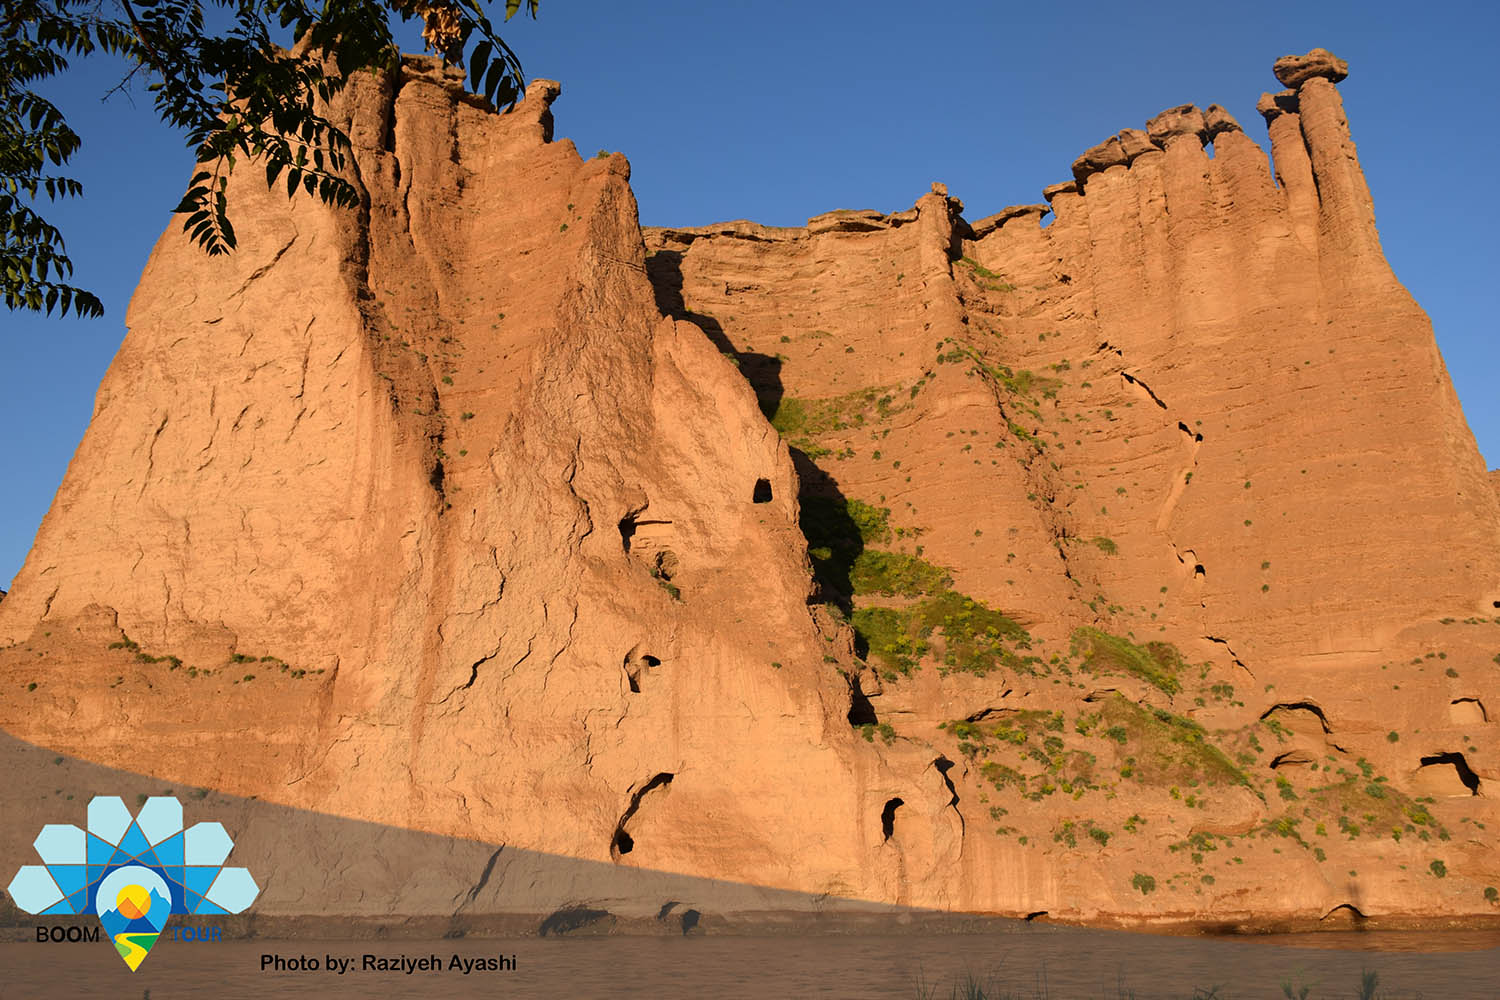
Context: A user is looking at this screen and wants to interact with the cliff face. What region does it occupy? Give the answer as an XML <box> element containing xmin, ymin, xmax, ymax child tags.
<box><xmin>2</xmin><ymin>50</ymin><xmax>1498</xmax><ymax>929</ymax></box>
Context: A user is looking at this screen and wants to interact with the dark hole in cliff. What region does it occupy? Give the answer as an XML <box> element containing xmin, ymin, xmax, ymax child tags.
<box><xmin>880</xmin><ymin>797</ymin><xmax>904</xmax><ymax>842</ymax></box>
<box><xmin>680</xmin><ymin>909</ymin><xmax>701</xmax><ymax>935</ymax></box>
<box><xmin>1419</xmin><ymin>752</ymin><xmax>1481</xmax><ymax>795</ymax></box>
<box><xmin>611</xmin><ymin>772</ymin><xmax>675</xmax><ymax>858</ymax></box>
<box><xmin>752</xmin><ymin>478</ymin><xmax>773</xmax><ymax>503</ymax></box>
<box><xmin>1270</xmin><ymin>750</ymin><xmax>1313</xmax><ymax>769</ymax></box>
<box><xmin>622</xmin><ymin>652</ymin><xmax>658</xmax><ymax>694</ymax></box>
<box><xmin>1193</xmin><ymin>564</ymin><xmax>1205</xmax><ymax>579</ymax></box>
<box><xmin>653</xmin><ymin>550</ymin><xmax>678</xmax><ymax>581</ymax></box>
<box><xmin>655</xmin><ymin>901</ymin><xmax>679</xmax><ymax>920</ymax></box>
<box><xmin>1493</xmin><ymin>600</ymin><xmax>1499</xmax><ymax>608</ymax></box>
<box><xmin>538</xmin><ymin>906</ymin><xmax>611</xmax><ymax>937</ymax></box>
<box><xmin>1024</xmin><ymin>911</ymin><xmax>1048</xmax><ymax>922</ymax></box>
<box><xmin>847</xmin><ymin>674</ymin><xmax>878</xmax><ymax>726</ymax></box>
<box><xmin>1260</xmin><ymin>701</ymin><xmax>1332</xmax><ymax>734</ymax></box>
<box><xmin>618</xmin><ymin>513</ymin><xmax>638</xmax><ymax>552</ymax></box>
<box><xmin>428</xmin><ymin>458</ymin><xmax>445</xmax><ymax>495</ymax></box>
<box><xmin>933</xmin><ymin>757</ymin><xmax>960</xmax><ymax>808</ymax></box>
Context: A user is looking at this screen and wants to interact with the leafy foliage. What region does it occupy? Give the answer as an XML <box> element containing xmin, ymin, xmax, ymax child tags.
<box><xmin>2</xmin><ymin>0</ymin><xmax>538</xmax><ymax>318</ymax></box>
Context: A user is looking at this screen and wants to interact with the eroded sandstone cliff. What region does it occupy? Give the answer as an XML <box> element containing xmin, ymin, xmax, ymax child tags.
<box><xmin>2</xmin><ymin>49</ymin><xmax>1498</xmax><ymax>930</ymax></box>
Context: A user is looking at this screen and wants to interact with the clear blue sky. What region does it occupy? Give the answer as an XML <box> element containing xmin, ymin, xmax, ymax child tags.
<box><xmin>2</xmin><ymin>0</ymin><xmax>1496</xmax><ymax>591</ymax></box>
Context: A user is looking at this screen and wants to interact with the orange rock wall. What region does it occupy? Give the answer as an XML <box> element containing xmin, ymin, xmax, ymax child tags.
<box><xmin>2</xmin><ymin>53</ymin><xmax>1498</xmax><ymax>928</ymax></box>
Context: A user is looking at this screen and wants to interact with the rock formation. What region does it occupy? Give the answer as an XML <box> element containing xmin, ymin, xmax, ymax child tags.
<box><xmin>2</xmin><ymin>49</ymin><xmax>1498</xmax><ymax>931</ymax></box>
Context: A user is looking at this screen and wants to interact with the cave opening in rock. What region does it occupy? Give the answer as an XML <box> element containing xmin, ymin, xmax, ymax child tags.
<box><xmin>623</xmin><ymin>653</ymin><xmax>660</xmax><ymax>694</ymax></box>
<box><xmin>847</xmin><ymin>674</ymin><xmax>878</xmax><ymax>726</ymax></box>
<box><xmin>880</xmin><ymin>797</ymin><xmax>904</xmax><ymax>841</ymax></box>
<box><xmin>610</xmin><ymin>772</ymin><xmax>675</xmax><ymax>858</ymax></box>
<box><xmin>1419</xmin><ymin>752</ymin><xmax>1481</xmax><ymax>795</ymax></box>
<box><xmin>680</xmin><ymin>909</ymin><xmax>701</xmax><ymax>935</ymax></box>
<box><xmin>618</xmin><ymin>513</ymin><xmax>638</xmax><ymax>552</ymax></box>
<box><xmin>752</xmin><ymin>478</ymin><xmax>773</xmax><ymax>503</ymax></box>
<box><xmin>1259</xmin><ymin>701</ymin><xmax>1332</xmax><ymax>734</ymax></box>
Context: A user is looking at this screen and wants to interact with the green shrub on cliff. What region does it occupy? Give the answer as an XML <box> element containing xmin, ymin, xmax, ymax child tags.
<box><xmin>1102</xmin><ymin>696</ymin><xmax>1251</xmax><ymax>790</ymax></box>
<box><xmin>1071</xmin><ymin>628</ymin><xmax>1184</xmax><ymax>695</ymax></box>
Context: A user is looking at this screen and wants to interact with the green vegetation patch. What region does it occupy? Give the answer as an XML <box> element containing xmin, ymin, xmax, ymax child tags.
<box><xmin>959</xmin><ymin>256</ymin><xmax>1003</xmax><ymax>280</ymax></box>
<box><xmin>850</xmin><ymin>606</ymin><xmax>927</xmax><ymax>675</ymax></box>
<box><xmin>850</xmin><ymin>550</ymin><xmax>951</xmax><ymax>597</ymax></box>
<box><xmin>1101</xmin><ymin>695</ymin><xmax>1251</xmax><ymax>789</ymax></box>
<box><xmin>1071</xmin><ymin>628</ymin><xmax>1184</xmax><ymax>695</ymax></box>
<box><xmin>988</xmin><ymin>364</ymin><xmax>1062</xmax><ymax>400</ymax></box>
<box><xmin>799</xmin><ymin>495</ymin><xmax>1036</xmax><ymax>679</ymax></box>
<box><xmin>764</xmin><ymin>386</ymin><xmax>905</xmax><ymax>457</ymax></box>
<box><xmin>947</xmin><ymin>711</ymin><xmax>1102</xmax><ymax>802</ymax></box>
<box><xmin>800</xmin><ymin>496</ymin><xmax>897</xmax><ymax>598</ymax></box>
<box><xmin>853</xmin><ymin>591</ymin><xmax>1038</xmax><ymax>679</ymax></box>
<box><xmin>1295</xmin><ymin>769</ymin><xmax>1450</xmax><ymax>843</ymax></box>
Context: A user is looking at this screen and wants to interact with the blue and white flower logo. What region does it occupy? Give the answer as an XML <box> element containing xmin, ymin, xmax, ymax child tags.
<box><xmin>6</xmin><ymin>795</ymin><xmax>258</xmax><ymax>970</ymax></box>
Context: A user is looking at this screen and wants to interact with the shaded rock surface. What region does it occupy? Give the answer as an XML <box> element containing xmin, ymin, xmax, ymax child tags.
<box><xmin>2</xmin><ymin>48</ymin><xmax>1498</xmax><ymax>931</ymax></box>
